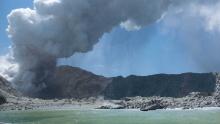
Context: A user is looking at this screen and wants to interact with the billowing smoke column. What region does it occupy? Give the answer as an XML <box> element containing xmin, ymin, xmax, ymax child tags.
<box><xmin>7</xmin><ymin>0</ymin><xmax>171</xmax><ymax>96</ymax></box>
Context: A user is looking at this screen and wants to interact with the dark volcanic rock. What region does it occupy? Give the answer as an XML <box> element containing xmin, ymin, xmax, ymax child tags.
<box><xmin>96</xmin><ymin>104</ymin><xmax>125</xmax><ymax>109</ymax></box>
<box><xmin>140</xmin><ymin>99</ymin><xmax>167</xmax><ymax>111</ymax></box>
<box><xmin>0</xmin><ymin>95</ymin><xmax>6</xmax><ymax>105</ymax></box>
<box><xmin>140</xmin><ymin>103</ymin><xmax>166</xmax><ymax>111</ymax></box>
<box><xmin>104</xmin><ymin>73</ymin><xmax>216</xmax><ymax>99</ymax></box>
<box><xmin>38</xmin><ymin>66</ymin><xmax>218</xmax><ymax>100</ymax></box>
<box><xmin>41</xmin><ymin>66</ymin><xmax>112</xmax><ymax>99</ymax></box>
<box><xmin>96</xmin><ymin>105</ymin><xmax>113</xmax><ymax>109</ymax></box>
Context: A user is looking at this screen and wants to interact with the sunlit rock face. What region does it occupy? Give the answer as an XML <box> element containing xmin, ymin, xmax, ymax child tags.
<box><xmin>0</xmin><ymin>75</ymin><xmax>21</xmax><ymax>105</ymax></box>
<box><xmin>0</xmin><ymin>75</ymin><xmax>20</xmax><ymax>98</ymax></box>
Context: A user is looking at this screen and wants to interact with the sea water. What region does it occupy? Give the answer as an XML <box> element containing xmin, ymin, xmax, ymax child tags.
<box><xmin>0</xmin><ymin>108</ymin><xmax>220</xmax><ymax>124</ymax></box>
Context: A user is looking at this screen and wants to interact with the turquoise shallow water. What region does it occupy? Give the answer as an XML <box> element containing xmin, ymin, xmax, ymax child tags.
<box><xmin>0</xmin><ymin>108</ymin><xmax>220</xmax><ymax>124</ymax></box>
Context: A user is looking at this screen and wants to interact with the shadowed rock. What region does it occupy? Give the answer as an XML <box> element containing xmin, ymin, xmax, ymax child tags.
<box><xmin>40</xmin><ymin>66</ymin><xmax>112</xmax><ymax>99</ymax></box>
<box><xmin>0</xmin><ymin>95</ymin><xmax>6</xmax><ymax>105</ymax></box>
<box><xmin>140</xmin><ymin>103</ymin><xmax>166</xmax><ymax>111</ymax></box>
<box><xmin>104</xmin><ymin>73</ymin><xmax>216</xmax><ymax>99</ymax></box>
<box><xmin>36</xmin><ymin>67</ymin><xmax>217</xmax><ymax>100</ymax></box>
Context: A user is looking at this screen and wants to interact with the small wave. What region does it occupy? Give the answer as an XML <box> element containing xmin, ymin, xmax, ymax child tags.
<box><xmin>165</xmin><ymin>107</ymin><xmax>220</xmax><ymax>111</ymax></box>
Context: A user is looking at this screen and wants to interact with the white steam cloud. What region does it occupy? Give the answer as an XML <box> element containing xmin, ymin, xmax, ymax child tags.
<box><xmin>6</xmin><ymin>0</ymin><xmax>171</xmax><ymax>95</ymax></box>
<box><xmin>0</xmin><ymin>50</ymin><xmax>18</xmax><ymax>81</ymax></box>
<box><xmin>120</xmin><ymin>20</ymin><xmax>141</xmax><ymax>31</ymax></box>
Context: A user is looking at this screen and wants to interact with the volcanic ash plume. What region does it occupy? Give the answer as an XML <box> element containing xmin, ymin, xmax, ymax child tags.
<box><xmin>7</xmin><ymin>0</ymin><xmax>170</xmax><ymax>96</ymax></box>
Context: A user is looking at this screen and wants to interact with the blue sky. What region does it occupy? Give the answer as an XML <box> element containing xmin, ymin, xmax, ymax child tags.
<box><xmin>0</xmin><ymin>0</ymin><xmax>33</xmax><ymax>55</ymax></box>
<box><xmin>59</xmin><ymin>22</ymin><xmax>199</xmax><ymax>77</ymax></box>
<box><xmin>0</xmin><ymin>0</ymin><xmax>208</xmax><ymax>77</ymax></box>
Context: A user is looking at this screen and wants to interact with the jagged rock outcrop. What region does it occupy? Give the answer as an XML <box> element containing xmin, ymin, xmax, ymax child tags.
<box><xmin>40</xmin><ymin>66</ymin><xmax>112</xmax><ymax>99</ymax></box>
<box><xmin>0</xmin><ymin>75</ymin><xmax>21</xmax><ymax>105</ymax></box>
<box><xmin>0</xmin><ymin>76</ymin><xmax>19</xmax><ymax>98</ymax></box>
<box><xmin>214</xmin><ymin>73</ymin><xmax>220</xmax><ymax>96</ymax></box>
<box><xmin>104</xmin><ymin>73</ymin><xmax>216</xmax><ymax>99</ymax></box>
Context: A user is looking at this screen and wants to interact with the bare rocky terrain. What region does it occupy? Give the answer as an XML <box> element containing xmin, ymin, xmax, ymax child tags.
<box><xmin>40</xmin><ymin>66</ymin><xmax>112</xmax><ymax>99</ymax></box>
<box><xmin>0</xmin><ymin>66</ymin><xmax>220</xmax><ymax>111</ymax></box>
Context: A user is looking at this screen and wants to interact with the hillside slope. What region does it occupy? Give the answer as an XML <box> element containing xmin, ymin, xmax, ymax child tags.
<box><xmin>40</xmin><ymin>66</ymin><xmax>112</xmax><ymax>99</ymax></box>
<box><xmin>0</xmin><ymin>76</ymin><xmax>19</xmax><ymax>98</ymax></box>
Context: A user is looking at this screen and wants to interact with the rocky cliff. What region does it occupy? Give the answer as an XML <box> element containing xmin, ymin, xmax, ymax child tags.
<box><xmin>0</xmin><ymin>76</ymin><xmax>20</xmax><ymax>105</ymax></box>
<box><xmin>104</xmin><ymin>73</ymin><xmax>216</xmax><ymax>99</ymax></box>
<box><xmin>0</xmin><ymin>76</ymin><xmax>19</xmax><ymax>98</ymax></box>
<box><xmin>39</xmin><ymin>66</ymin><xmax>218</xmax><ymax>99</ymax></box>
<box><xmin>1</xmin><ymin>66</ymin><xmax>219</xmax><ymax>100</ymax></box>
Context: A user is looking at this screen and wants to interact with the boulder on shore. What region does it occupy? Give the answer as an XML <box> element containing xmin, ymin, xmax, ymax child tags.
<box><xmin>96</xmin><ymin>104</ymin><xmax>125</xmax><ymax>109</ymax></box>
<box><xmin>140</xmin><ymin>103</ymin><xmax>166</xmax><ymax>111</ymax></box>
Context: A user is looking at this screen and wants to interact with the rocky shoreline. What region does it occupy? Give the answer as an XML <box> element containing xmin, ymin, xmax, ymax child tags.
<box><xmin>98</xmin><ymin>75</ymin><xmax>220</xmax><ymax>111</ymax></box>
<box><xmin>97</xmin><ymin>92</ymin><xmax>220</xmax><ymax>111</ymax></box>
<box><xmin>0</xmin><ymin>91</ymin><xmax>220</xmax><ymax>112</ymax></box>
<box><xmin>0</xmin><ymin>71</ymin><xmax>220</xmax><ymax>112</ymax></box>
